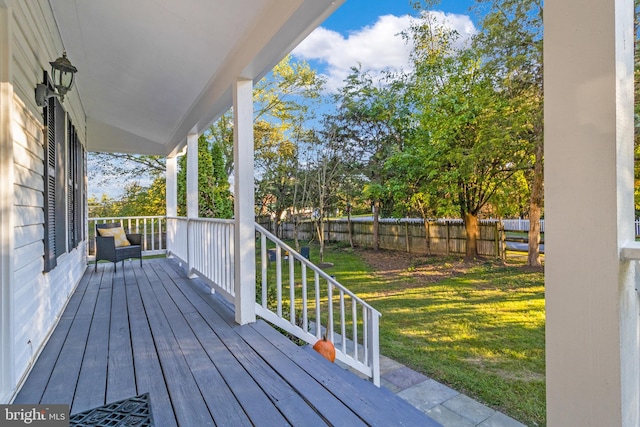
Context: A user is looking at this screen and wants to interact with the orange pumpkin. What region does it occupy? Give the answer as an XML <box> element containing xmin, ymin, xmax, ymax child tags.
<box><xmin>313</xmin><ymin>336</ymin><xmax>336</xmax><ymax>362</ymax></box>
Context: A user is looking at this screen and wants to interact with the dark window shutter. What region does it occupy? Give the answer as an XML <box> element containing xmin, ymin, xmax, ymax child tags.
<box><xmin>68</xmin><ymin>125</ymin><xmax>83</xmax><ymax>249</ymax></box>
<box><xmin>67</xmin><ymin>121</ymin><xmax>74</xmax><ymax>249</ymax></box>
<box><xmin>43</xmin><ymin>98</ymin><xmax>57</xmax><ymax>272</ymax></box>
<box><xmin>54</xmin><ymin>99</ymin><xmax>66</xmax><ymax>258</ymax></box>
<box><xmin>77</xmin><ymin>144</ymin><xmax>85</xmax><ymax>244</ymax></box>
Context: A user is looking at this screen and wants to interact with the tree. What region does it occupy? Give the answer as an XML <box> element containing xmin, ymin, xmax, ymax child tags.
<box><xmin>88</xmin><ymin>152</ymin><xmax>165</xmax><ymax>190</ymax></box>
<box><xmin>405</xmin><ymin>11</ymin><xmax>527</xmax><ymax>259</ymax></box>
<box><xmin>303</xmin><ymin>125</ymin><xmax>352</xmax><ymax>261</ymax></box>
<box><xmin>252</xmin><ymin>56</ymin><xmax>325</xmax><ymax>234</ymax></box>
<box><xmin>177</xmin><ymin>134</ymin><xmax>233</xmax><ymax>218</ymax></box>
<box><xmin>473</xmin><ymin>0</ymin><xmax>544</xmax><ymax>266</ymax></box>
<box><xmin>327</xmin><ymin>67</ymin><xmax>410</xmax><ymax>250</ymax></box>
<box><xmin>210</xmin><ymin>140</ymin><xmax>233</xmax><ymax>219</ymax></box>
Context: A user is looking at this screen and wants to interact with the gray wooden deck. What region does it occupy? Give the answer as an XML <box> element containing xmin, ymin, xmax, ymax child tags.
<box><xmin>13</xmin><ymin>258</ymin><xmax>439</xmax><ymax>426</ymax></box>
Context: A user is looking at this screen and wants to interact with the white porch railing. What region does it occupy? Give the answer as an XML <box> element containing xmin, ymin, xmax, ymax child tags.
<box><xmin>254</xmin><ymin>224</ymin><xmax>381</xmax><ymax>386</ymax></box>
<box><xmin>166</xmin><ymin>217</ymin><xmax>235</xmax><ymax>300</ymax></box>
<box><xmin>88</xmin><ymin>216</ymin><xmax>167</xmax><ymax>259</ymax></box>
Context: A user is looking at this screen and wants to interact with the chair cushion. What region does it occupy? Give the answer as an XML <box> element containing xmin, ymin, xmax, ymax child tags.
<box><xmin>97</xmin><ymin>226</ymin><xmax>131</xmax><ymax>247</ymax></box>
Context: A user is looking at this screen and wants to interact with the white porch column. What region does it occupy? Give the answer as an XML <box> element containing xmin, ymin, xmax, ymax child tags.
<box><xmin>166</xmin><ymin>155</ymin><xmax>177</xmax><ymax>217</ymax></box>
<box><xmin>233</xmin><ymin>78</ymin><xmax>256</xmax><ymax>325</ymax></box>
<box><xmin>186</xmin><ymin>134</ymin><xmax>198</xmax><ymax>218</ymax></box>
<box><xmin>186</xmin><ymin>134</ymin><xmax>198</xmax><ymax>277</ymax></box>
<box><xmin>545</xmin><ymin>0</ymin><xmax>638</xmax><ymax>426</ymax></box>
<box><xmin>165</xmin><ymin>155</ymin><xmax>177</xmax><ymax>258</ymax></box>
<box><xmin>0</xmin><ymin>3</ymin><xmax>14</xmax><ymax>402</ymax></box>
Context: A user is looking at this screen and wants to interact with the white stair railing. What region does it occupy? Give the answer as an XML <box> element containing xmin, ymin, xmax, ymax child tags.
<box><xmin>254</xmin><ymin>223</ymin><xmax>381</xmax><ymax>386</ymax></box>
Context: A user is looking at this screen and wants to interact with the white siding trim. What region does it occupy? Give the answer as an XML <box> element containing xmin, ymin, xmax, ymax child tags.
<box><xmin>0</xmin><ymin>2</ymin><xmax>15</xmax><ymax>403</ymax></box>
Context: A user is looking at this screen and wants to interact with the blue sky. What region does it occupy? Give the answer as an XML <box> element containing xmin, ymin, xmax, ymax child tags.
<box><xmin>323</xmin><ymin>0</ymin><xmax>477</xmax><ymax>32</ymax></box>
<box><xmin>292</xmin><ymin>0</ymin><xmax>479</xmax><ymax>92</ymax></box>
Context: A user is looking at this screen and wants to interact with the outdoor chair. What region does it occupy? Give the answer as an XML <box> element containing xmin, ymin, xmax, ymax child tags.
<box><xmin>95</xmin><ymin>222</ymin><xmax>142</xmax><ymax>272</ymax></box>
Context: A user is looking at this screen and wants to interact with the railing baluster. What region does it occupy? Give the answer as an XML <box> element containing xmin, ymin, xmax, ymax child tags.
<box><xmin>276</xmin><ymin>246</ymin><xmax>282</xmax><ymax>317</ymax></box>
<box><xmin>315</xmin><ymin>271</ymin><xmax>321</xmax><ymax>339</ymax></box>
<box><xmin>340</xmin><ymin>289</ymin><xmax>346</xmax><ymax>353</ymax></box>
<box><xmin>352</xmin><ymin>298</ymin><xmax>358</xmax><ymax>361</ymax></box>
<box><xmin>363</xmin><ymin>306</ymin><xmax>369</xmax><ymax>365</ymax></box>
<box><xmin>289</xmin><ymin>253</ymin><xmax>295</xmax><ymax>325</ymax></box>
<box><xmin>151</xmin><ymin>218</ymin><xmax>155</xmax><ymax>251</ymax></box>
<box><xmin>302</xmin><ymin>265</ymin><xmax>308</xmax><ymax>333</ymax></box>
<box><xmin>261</xmin><ymin>234</ymin><xmax>267</xmax><ymax>307</ymax></box>
<box><xmin>328</xmin><ymin>281</ymin><xmax>334</xmax><ymax>343</ymax></box>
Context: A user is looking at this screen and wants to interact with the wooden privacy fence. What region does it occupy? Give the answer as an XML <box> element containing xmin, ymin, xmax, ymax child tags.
<box><xmin>259</xmin><ymin>218</ymin><xmax>506</xmax><ymax>259</ymax></box>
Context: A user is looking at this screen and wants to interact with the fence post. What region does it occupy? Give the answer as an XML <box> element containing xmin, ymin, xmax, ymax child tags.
<box><xmin>500</xmin><ymin>222</ymin><xmax>506</xmax><ymax>261</ymax></box>
<box><xmin>446</xmin><ymin>221</ymin><xmax>450</xmax><ymax>256</ymax></box>
<box><xmin>405</xmin><ymin>222</ymin><xmax>410</xmax><ymax>253</ymax></box>
<box><xmin>494</xmin><ymin>221</ymin><xmax>501</xmax><ymax>260</ymax></box>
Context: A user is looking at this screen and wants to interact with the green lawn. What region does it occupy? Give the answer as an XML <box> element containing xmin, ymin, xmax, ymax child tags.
<box><xmin>315</xmin><ymin>243</ymin><xmax>546</xmax><ymax>427</ymax></box>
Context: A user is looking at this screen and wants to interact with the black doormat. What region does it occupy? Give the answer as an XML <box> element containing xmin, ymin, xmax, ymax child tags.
<box><xmin>70</xmin><ymin>393</ymin><xmax>153</xmax><ymax>426</ymax></box>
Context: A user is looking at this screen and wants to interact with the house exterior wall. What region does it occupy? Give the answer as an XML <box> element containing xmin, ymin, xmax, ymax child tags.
<box><xmin>0</xmin><ymin>0</ymin><xmax>87</xmax><ymax>402</ymax></box>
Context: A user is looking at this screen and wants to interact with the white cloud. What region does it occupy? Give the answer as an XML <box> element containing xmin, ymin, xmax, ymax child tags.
<box><xmin>293</xmin><ymin>11</ymin><xmax>476</xmax><ymax>92</ymax></box>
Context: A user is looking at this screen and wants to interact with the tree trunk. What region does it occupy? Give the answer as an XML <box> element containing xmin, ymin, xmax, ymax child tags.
<box><xmin>464</xmin><ymin>212</ymin><xmax>479</xmax><ymax>260</ymax></box>
<box><xmin>293</xmin><ymin>215</ymin><xmax>300</xmax><ymax>251</ymax></box>
<box><xmin>315</xmin><ymin>218</ymin><xmax>325</xmax><ymax>262</ymax></box>
<box><xmin>347</xmin><ymin>204</ymin><xmax>354</xmax><ymax>248</ymax></box>
<box><xmin>528</xmin><ymin>141</ymin><xmax>544</xmax><ymax>267</ymax></box>
<box><xmin>373</xmin><ymin>201</ymin><xmax>380</xmax><ymax>250</ymax></box>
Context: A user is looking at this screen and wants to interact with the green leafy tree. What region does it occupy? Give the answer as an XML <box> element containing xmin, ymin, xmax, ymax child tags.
<box><xmin>252</xmin><ymin>56</ymin><xmax>325</xmax><ymax>233</ymax></box>
<box><xmin>303</xmin><ymin>125</ymin><xmax>352</xmax><ymax>261</ymax></box>
<box><xmin>177</xmin><ymin>135</ymin><xmax>233</xmax><ymax>218</ymax></box>
<box><xmin>211</xmin><ymin>141</ymin><xmax>233</xmax><ymax>219</ymax></box>
<box><xmin>405</xmin><ymin>11</ymin><xmax>527</xmax><ymax>259</ymax></box>
<box><xmin>326</xmin><ymin>67</ymin><xmax>410</xmax><ymax>250</ymax></box>
<box><xmin>473</xmin><ymin>0</ymin><xmax>544</xmax><ymax>265</ymax></box>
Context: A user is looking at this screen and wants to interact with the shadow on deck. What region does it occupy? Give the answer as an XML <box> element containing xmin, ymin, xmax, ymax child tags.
<box><xmin>14</xmin><ymin>258</ymin><xmax>440</xmax><ymax>426</ymax></box>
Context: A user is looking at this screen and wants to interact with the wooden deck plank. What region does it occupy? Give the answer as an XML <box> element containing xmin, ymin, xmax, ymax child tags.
<box><xmin>136</xmin><ymin>263</ymin><xmax>215</xmax><ymax>427</ymax></box>
<box><xmin>153</xmin><ymin>274</ymin><xmax>293</xmax><ymax>425</ymax></box>
<box><xmin>127</xmin><ymin>266</ymin><xmax>177</xmax><ymax>427</ymax></box>
<box><xmin>71</xmin><ymin>275</ymin><xmax>111</xmax><ymax>413</ymax></box>
<box><xmin>143</xmin><ymin>261</ymin><xmax>253</xmax><ymax>427</ymax></box>
<box><xmin>38</xmin><ymin>272</ymin><xmax>101</xmax><ymax>405</ymax></box>
<box><xmin>106</xmin><ymin>266</ymin><xmax>136</xmax><ymax>403</ymax></box>
<box><xmin>165</xmin><ymin>274</ymin><xmax>327</xmax><ymax>427</ymax></box>
<box><xmin>13</xmin><ymin>268</ymin><xmax>95</xmax><ymax>404</ymax></box>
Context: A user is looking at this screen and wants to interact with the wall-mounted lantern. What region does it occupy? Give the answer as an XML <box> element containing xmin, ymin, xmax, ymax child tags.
<box><xmin>35</xmin><ymin>52</ymin><xmax>78</xmax><ymax>107</ymax></box>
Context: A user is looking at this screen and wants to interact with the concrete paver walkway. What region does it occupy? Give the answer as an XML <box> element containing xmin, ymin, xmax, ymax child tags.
<box><xmin>378</xmin><ymin>355</ymin><xmax>527</xmax><ymax>427</ymax></box>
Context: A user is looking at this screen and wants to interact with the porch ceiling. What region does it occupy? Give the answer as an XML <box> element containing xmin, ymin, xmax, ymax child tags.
<box><xmin>49</xmin><ymin>0</ymin><xmax>342</xmax><ymax>156</ymax></box>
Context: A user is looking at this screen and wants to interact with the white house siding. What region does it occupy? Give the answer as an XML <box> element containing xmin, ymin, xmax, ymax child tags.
<box><xmin>0</xmin><ymin>0</ymin><xmax>87</xmax><ymax>401</ymax></box>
